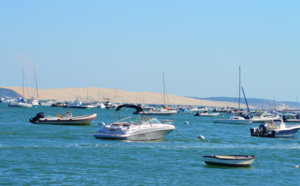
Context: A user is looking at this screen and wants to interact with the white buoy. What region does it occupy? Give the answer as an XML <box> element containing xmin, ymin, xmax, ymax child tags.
<box><xmin>197</xmin><ymin>135</ymin><xmax>205</xmax><ymax>140</ymax></box>
<box><xmin>99</xmin><ymin>122</ymin><xmax>105</xmax><ymax>126</ymax></box>
<box><xmin>295</xmin><ymin>165</ymin><xmax>299</xmax><ymax>168</ymax></box>
<box><xmin>185</xmin><ymin>121</ymin><xmax>189</xmax><ymax>125</ymax></box>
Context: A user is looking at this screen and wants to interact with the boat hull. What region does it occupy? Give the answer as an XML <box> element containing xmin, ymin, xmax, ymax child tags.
<box><xmin>251</xmin><ymin>127</ymin><xmax>300</xmax><ymax>138</ymax></box>
<box><xmin>203</xmin><ymin>155</ymin><xmax>255</xmax><ymax>167</ymax></box>
<box><xmin>214</xmin><ymin>119</ymin><xmax>252</xmax><ymax>125</ymax></box>
<box><xmin>65</xmin><ymin>105</ymin><xmax>88</xmax><ymax>109</ymax></box>
<box><xmin>93</xmin><ymin>128</ymin><xmax>174</xmax><ymax>141</ymax></box>
<box><xmin>9</xmin><ymin>102</ymin><xmax>32</xmax><ymax>108</ymax></box>
<box><xmin>197</xmin><ymin>113</ymin><xmax>219</xmax><ymax>117</ymax></box>
<box><xmin>135</xmin><ymin>111</ymin><xmax>177</xmax><ymax>116</ymax></box>
<box><xmin>32</xmin><ymin>114</ymin><xmax>97</xmax><ymax>125</ymax></box>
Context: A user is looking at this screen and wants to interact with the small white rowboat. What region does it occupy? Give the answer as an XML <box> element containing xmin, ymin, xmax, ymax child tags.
<box><xmin>203</xmin><ymin>155</ymin><xmax>255</xmax><ymax>167</ymax></box>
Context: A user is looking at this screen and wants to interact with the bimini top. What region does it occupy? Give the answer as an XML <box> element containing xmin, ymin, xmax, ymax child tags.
<box><xmin>115</xmin><ymin>104</ymin><xmax>144</xmax><ymax>113</ymax></box>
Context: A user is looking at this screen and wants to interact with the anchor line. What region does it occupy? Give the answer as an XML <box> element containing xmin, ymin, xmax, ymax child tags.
<box><xmin>176</xmin><ymin>127</ymin><xmax>188</xmax><ymax>140</ymax></box>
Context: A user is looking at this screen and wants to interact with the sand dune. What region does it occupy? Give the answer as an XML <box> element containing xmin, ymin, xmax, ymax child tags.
<box><xmin>2</xmin><ymin>86</ymin><xmax>252</xmax><ymax>108</ymax></box>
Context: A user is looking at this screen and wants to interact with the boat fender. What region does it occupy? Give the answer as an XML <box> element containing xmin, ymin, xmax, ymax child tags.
<box><xmin>197</xmin><ymin>135</ymin><xmax>205</xmax><ymax>140</ymax></box>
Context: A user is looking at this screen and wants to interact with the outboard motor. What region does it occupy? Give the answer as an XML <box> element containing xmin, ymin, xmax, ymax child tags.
<box><xmin>259</xmin><ymin>123</ymin><xmax>268</xmax><ymax>136</ymax></box>
<box><xmin>259</xmin><ymin>123</ymin><xmax>272</xmax><ymax>136</ymax></box>
<box><xmin>29</xmin><ymin>112</ymin><xmax>45</xmax><ymax>123</ymax></box>
<box><xmin>283</xmin><ymin>115</ymin><xmax>287</xmax><ymax>122</ymax></box>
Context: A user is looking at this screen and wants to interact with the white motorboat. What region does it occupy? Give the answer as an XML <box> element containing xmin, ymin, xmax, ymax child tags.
<box><xmin>203</xmin><ymin>155</ymin><xmax>255</xmax><ymax>167</ymax></box>
<box><xmin>213</xmin><ymin>116</ymin><xmax>252</xmax><ymax>125</ymax></box>
<box><xmin>30</xmin><ymin>97</ymin><xmax>39</xmax><ymax>106</ymax></box>
<box><xmin>40</xmin><ymin>100</ymin><xmax>56</xmax><ymax>106</ymax></box>
<box><xmin>8</xmin><ymin>98</ymin><xmax>32</xmax><ymax>108</ymax></box>
<box><xmin>29</xmin><ymin>109</ymin><xmax>97</xmax><ymax>125</ymax></box>
<box><xmin>1</xmin><ymin>97</ymin><xmax>16</xmax><ymax>103</ymax></box>
<box><xmin>194</xmin><ymin>111</ymin><xmax>219</xmax><ymax>117</ymax></box>
<box><xmin>134</xmin><ymin>107</ymin><xmax>177</xmax><ymax>116</ymax></box>
<box><xmin>93</xmin><ymin>104</ymin><xmax>176</xmax><ymax>141</ymax></box>
<box><xmin>251</xmin><ymin>112</ymin><xmax>280</xmax><ymax>123</ymax></box>
<box><xmin>178</xmin><ymin>108</ymin><xmax>193</xmax><ymax>114</ymax></box>
<box><xmin>250</xmin><ymin>120</ymin><xmax>300</xmax><ymax>138</ymax></box>
<box><xmin>65</xmin><ymin>98</ymin><xmax>88</xmax><ymax>109</ymax></box>
<box><xmin>213</xmin><ymin>107</ymin><xmax>231</xmax><ymax>113</ymax></box>
<box><xmin>96</xmin><ymin>103</ymin><xmax>106</xmax><ymax>109</ymax></box>
<box><xmin>282</xmin><ymin>114</ymin><xmax>300</xmax><ymax>123</ymax></box>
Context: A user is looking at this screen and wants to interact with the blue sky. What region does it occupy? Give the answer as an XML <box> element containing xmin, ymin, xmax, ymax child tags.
<box><xmin>1</xmin><ymin>1</ymin><xmax>299</xmax><ymax>101</ymax></box>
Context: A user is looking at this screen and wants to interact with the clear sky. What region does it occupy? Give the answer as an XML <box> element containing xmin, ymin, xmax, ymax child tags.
<box><xmin>1</xmin><ymin>1</ymin><xmax>299</xmax><ymax>101</ymax></box>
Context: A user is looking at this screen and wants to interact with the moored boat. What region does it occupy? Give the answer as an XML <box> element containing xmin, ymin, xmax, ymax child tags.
<box><xmin>93</xmin><ymin>104</ymin><xmax>176</xmax><ymax>141</ymax></box>
<box><xmin>203</xmin><ymin>155</ymin><xmax>255</xmax><ymax>167</ymax></box>
<box><xmin>282</xmin><ymin>114</ymin><xmax>300</xmax><ymax>123</ymax></box>
<box><xmin>250</xmin><ymin>120</ymin><xmax>300</xmax><ymax>138</ymax></box>
<box><xmin>251</xmin><ymin>112</ymin><xmax>280</xmax><ymax>123</ymax></box>
<box><xmin>194</xmin><ymin>111</ymin><xmax>219</xmax><ymax>117</ymax></box>
<box><xmin>29</xmin><ymin>109</ymin><xmax>97</xmax><ymax>125</ymax></box>
<box><xmin>133</xmin><ymin>107</ymin><xmax>177</xmax><ymax>116</ymax></box>
<box><xmin>213</xmin><ymin>116</ymin><xmax>252</xmax><ymax>125</ymax></box>
<box><xmin>9</xmin><ymin>98</ymin><xmax>32</xmax><ymax>108</ymax></box>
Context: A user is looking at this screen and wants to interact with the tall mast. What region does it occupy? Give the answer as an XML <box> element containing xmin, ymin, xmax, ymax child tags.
<box><xmin>22</xmin><ymin>68</ymin><xmax>25</xmax><ymax>98</ymax></box>
<box><xmin>239</xmin><ymin>66</ymin><xmax>241</xmax><ymax>110</ymax></box>
<box><xmin>273</xmin><ymin>96</ymin><xmax>275</xmax><ymax>110</ymax></box>
<box><xmin>87</xmin><ymin>87</ymin><xmax>89</xmax><ymax>102</ymax></box>
<box><xmin>163</xmin><ymin>72</ymin><xmax>165</xmax><ymax>106</ymax></box>
<box><xmin>34</xmin><ymin>68</ymin><xmax>39</xmax><ymax>100</ymax></box>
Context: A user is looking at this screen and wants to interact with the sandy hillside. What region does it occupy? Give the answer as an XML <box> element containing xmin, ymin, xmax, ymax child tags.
<box><xmin>2</xmin><ymin>86</ymin><xmax>253</xmax><ymax>108</ymax></box>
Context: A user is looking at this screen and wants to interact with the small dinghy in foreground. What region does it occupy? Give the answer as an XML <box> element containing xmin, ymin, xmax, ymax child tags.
<box><xmin>203</xmin><ymin>155</ymin><xmax>255</xmax><ymax>167</ymax></box>
<box><xmin>29</xmin><ymin>109</ymin><xmax>97</xmax><ymax>125</ymax></box>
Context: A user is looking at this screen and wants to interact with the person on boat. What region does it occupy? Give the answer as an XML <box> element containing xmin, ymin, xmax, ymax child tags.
<box><xmin>194</xmin><ymin>112</ymin><xmax>200</xmax><ymax>116</ymax></box>
<box><xmin>65</xmin><ymin>109</ymin><xmax>72</xmax><ymax>118</ymax></box>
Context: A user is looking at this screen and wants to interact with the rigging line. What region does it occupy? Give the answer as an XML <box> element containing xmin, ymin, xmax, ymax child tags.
<box><xmin>23</xmin><ymin>69</ymin><xmax>31</xmax><ymax>99</ymax></box>
<box><xmin>175</xmin><ymin>127</ymin><xmax>188</xmax><ymax>140</ymax></box>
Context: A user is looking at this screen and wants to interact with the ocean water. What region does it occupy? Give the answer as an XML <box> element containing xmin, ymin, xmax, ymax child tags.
<box><xmin>0</xmin><ymin>103</ymin><xmax>299</xmax><ymax>185</ymax></box>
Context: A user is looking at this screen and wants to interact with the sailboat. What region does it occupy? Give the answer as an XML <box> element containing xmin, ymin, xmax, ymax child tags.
<box><xmin>9</xmin><ymin>69</ymin><xmax>32</xmax><ymax>108</ymax></box>
<box><xmin>214</xmin><ymin>66</ymin><xmax>252</xmax><ymax>125</ymax></box>
<box><xmin>30</xmin><ymin>68</ymin><xmax>39</xmax><ymax>106</ymax></box>
<box><xmin>133</xmin><ymin>73</ymin><xmax>177</xmax><ymax>116</ymax></box>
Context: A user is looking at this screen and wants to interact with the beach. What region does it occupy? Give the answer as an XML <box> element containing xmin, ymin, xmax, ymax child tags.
<box><xmin>1</xmin><ymin>86</ymin><xmax>249</xmax><ymax>108</ymax></box>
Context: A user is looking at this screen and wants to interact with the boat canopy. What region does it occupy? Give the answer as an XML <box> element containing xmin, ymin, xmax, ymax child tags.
<box><xmin>115</xmin><ymin>104</ymin><xmax>144</xmax><ymax>113</ymax></box>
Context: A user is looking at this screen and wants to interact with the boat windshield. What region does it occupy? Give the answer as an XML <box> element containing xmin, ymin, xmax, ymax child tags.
<box><xmin>115</xmin><ymin>116</ymin><xmax>161</xmax><ymax>125</ymax></box>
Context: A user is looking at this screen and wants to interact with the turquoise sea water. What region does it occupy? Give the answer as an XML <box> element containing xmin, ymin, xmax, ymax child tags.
<box><xmin>0</xmin><ymin>103</ymin><xmax>299</xmax><ymax>185</ymax></box>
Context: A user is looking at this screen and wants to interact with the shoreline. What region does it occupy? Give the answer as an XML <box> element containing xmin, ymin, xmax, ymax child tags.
<box><xmin>0</xmin><ymin>86</ymin><xmax>281</xmax><ymax>109</ymax></box>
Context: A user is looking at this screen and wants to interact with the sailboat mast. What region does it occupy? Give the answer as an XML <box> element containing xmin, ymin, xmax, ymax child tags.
<box><xmin>239</xmin><ymin>66</ymin><xmax>241</xmax><ymax>110</ymax></box>
<box><xmin>87</xmin><ymin>87</ymin><xmax>89</xmax><ymax>102</ymax></box>
<box><xmin>34</xmin><ymin>68</ymin><xmax>39</xmax><ymax>100</ymax></box>
<box><xmin>273</xmin><ymin>96</ymin><xmax>275</xmax><ymax>110</ymax></box>
<box><xmin>22</xmin><ymin>68</ymin><xmax>25</xmax><ymax>98</ymax></box>
<box><xmin>163</xmin><ymin>72</ymin><xmax>165</xmax><ymax>106</ymax></box>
